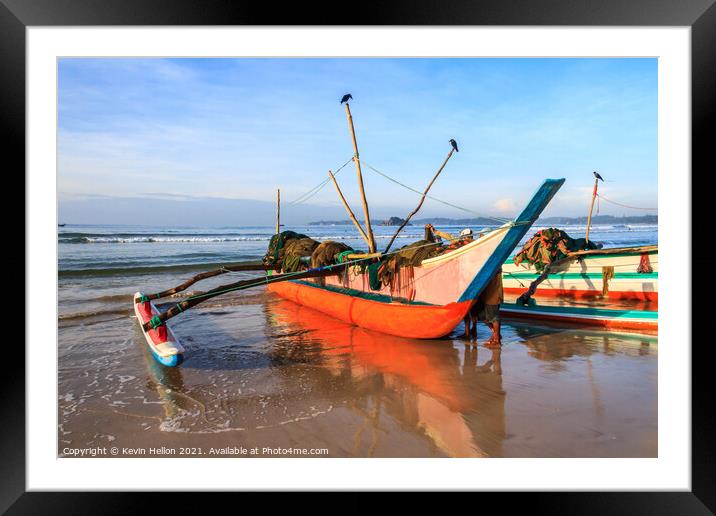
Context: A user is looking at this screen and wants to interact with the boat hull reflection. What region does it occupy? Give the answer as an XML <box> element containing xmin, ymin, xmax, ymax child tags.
<box><xmin>268</xmin><ymin>297</ymin><xmax>505</xmax><ymax>458</ymax></box>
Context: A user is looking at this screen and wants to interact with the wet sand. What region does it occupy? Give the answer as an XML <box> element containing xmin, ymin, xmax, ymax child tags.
<box><xmin>58</xmin><ymin>284</ymin><xmax>657</xmax><ymax>458</ymax></box>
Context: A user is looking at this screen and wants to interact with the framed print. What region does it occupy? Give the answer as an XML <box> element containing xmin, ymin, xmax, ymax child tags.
<box><xmin>5</xmin><ymin>0</ymin><xmax>714</xmax><ymax>511</ymax></box>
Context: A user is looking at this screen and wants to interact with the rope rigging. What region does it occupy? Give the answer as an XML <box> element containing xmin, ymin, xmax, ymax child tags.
<box><xmin>596</xmin><ymin>194</ymin><xmax>657</xmax><ymax>212</ymax></box>
<box><xmin>360</xmin><ymin>159</ymin><xmax>513</xmax><ymax>224</ymax></box>
<box><xmin>287</xmin><ymin>157</ymin><xmax>353</xmax><ymax>206</ymax></box>
<box><xmin>284</xmin><ymin>155</ymin><xmax>514</xmax><ymax>226</ymax></box>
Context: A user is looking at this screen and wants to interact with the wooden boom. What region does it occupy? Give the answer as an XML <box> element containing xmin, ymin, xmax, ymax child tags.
<box><xmin>142</xmin><ymin>266</ymin><xmax>342</xmax><ymax>331</ymax></box>
<box><xmin>136</xmin><ymin>262</ymin><xmax>270</xmax><ymax>302</ymax></box>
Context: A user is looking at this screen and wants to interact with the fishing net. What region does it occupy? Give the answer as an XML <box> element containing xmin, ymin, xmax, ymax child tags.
<box><xmin>513</xmin><ymin>228</ymin><xmax>600</xmax><ymax>272</ymax></box>
<box><xmin>263</xmin><ymin>231</ymin><xmax>318</xmax><ymax>270</ymax></box>
<box><xmin>311</xmin><ymin>241</ymin><xmax>353</xmax><ymax>268</ymax></box>
<box><xmin>284</xmin><ymin>237</ymin><xmax>320</xmax><ymax>258</ymax></box>
<box><xmin>372</xmin><ymin>240</ymin><xmax>444</xmax><ymax>290</ymax></box>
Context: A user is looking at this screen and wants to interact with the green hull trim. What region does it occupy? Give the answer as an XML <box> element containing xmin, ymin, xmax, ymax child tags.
<box><xmin>502</xmin><ymin>302</ymin><xmax>658</xmax><ymax>320</ymax></box>
<box><xmin>505</xmin><ymin>271</ymin><xmax>658</xmax><ymax>280</ymax></box>
<box><xmin>290</xmin><ymin>279</ymin><xmax>435</xmax><ymax>306</ymax></box>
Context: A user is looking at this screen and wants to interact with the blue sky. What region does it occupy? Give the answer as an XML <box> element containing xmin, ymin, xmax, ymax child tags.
<box><xmin>58</xmin><ymin>58</ymin><xmax>657</xmax><ymax>225</ymax></box>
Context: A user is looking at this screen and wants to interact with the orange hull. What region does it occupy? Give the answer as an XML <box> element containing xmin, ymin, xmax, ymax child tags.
<box><xmin>268</xmin><ymin>280</ymin><xmax>472</xmax><ymax>339</ymax></box>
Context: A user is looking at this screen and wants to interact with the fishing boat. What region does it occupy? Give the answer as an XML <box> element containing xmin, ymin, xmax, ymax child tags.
<box><xmin>132</xmin><ymin>94</ymin><xmax>564</xmax><ymax>365</ymax></box>
<box><xmin>268</xmin><ymin>179</ymin><xmax>564</xmax><ymax>339</ymax></box>
<box><xmin>502</xmin><ymin>245</ymin><xmax>658</xmax><ymax>302</ymax></box>
<box><xmin>498</xmin><ymin>172</ymin><xmax>657</xmax><ymax>332</ymax></box>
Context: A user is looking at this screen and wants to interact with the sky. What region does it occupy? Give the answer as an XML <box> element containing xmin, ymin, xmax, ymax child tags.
<box><xmin>58</xmin><ymin>58</ymin><xmax>657</xmax><ymax>225</ymax></box>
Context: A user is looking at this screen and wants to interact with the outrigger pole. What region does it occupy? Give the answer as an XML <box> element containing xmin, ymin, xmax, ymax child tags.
<box><xmin>141</xmin><ymin>266</ymin><xmax>342</xmax><ymax>332</ymax></box>
<box><xmin>383</xmin><ymin>144</ymin><xmax>457</xmax><ymax>254</ymax></box>
<box><xmin>135</xmin><ymin>262</ymin><xmax>271</xmax><ymax>302</ymax></box>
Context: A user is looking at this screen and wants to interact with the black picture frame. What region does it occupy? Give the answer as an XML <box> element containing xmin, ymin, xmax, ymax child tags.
<box><xmin>5</xmin><ymin>0</ymin><xmax>712</xmax><ymax>512</ymax></box>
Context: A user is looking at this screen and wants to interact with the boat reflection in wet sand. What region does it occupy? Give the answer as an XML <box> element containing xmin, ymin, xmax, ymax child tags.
<box><xmin>267</xmin><ymin>297</ymin><xmax>506</xmax><ymax>458</ymax></box>
<box><xmin>130</xmin><ymin>295</ymin><xmax>655</xmax><ymax>458</ymax></box>
<box><xmin>268</xmin><ymin>298</ymin><xmax>656</xmax><ymax>457</ymax></box>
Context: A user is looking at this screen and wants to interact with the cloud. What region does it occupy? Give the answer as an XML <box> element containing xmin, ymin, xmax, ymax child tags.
<box><xmin>57</xmin><ymin>57</ymin><xmax>657</xmax><ymax>219</ymax></box>
<box><xmin>493</xmin><ymin>198</ymin><xmax>517</xmax><ymax>213</ymax></box>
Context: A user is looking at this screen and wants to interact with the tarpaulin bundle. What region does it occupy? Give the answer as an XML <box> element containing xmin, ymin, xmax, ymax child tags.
<box><xmin>513</xmin><ymin>228</ymin><xmax>600</xmax><ymax>272</ymax></box>
<box><xmin>311</xmin><ymin>241</ymin><xmax>353</xmax><ymax>268</ymax></box>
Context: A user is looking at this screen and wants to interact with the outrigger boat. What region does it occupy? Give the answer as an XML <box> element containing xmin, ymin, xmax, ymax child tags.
<box><xmin>500</xmin><ymin>246</ymin><xmax>658</xmax><ymax>332</ymax></box>
<box><xmin>499</xmin><ymin>172</ymin><xmax>657</xmax><ymax>332</ymax></box>
<box><xmin>132</xmin><ymin>94</ymin><xmax>564</xmax><ymax>365</ymax></box>
<box><xmin>503</xmin><ymin>245</ymin><xmax>658</xmax><ymax>303</ymax></box>
<box><xmin>267</xmin><ymin>179</ymin><xmax>564</xmax><ymax>338</ymax></box>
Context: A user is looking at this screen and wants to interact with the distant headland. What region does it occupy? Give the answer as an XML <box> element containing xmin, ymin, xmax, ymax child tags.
<box><xmin>308</xmin><ymin>214</ymin><xmax>657</xmax><ymax>226</ymax></box>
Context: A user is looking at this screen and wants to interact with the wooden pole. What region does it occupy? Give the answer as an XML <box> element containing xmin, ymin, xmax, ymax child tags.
<box><xmin>344</xmin><ymin>103</ymin><xmax>376</xmax><ymax>253</ymax></box>
<box><xmin>585</xmin><ymin>178</ymin><xmax>599</xmax><ymax>244</ymax></box>
<box><xmin>137</xmin><ymin>263</ymin><xmax>271</xmax><ymax>302</ymax></box>
<box><xmin>345</xmin><ymin>252</ymin><xmax>382</xmax><ymax>260</ymax></box>
<box><xmin>142</xmin><ymin>267</ymin><xmax>343</xmax><ymax>331</ymax></box>
<box><xmin>383</xmin><ymin>148</ymin><xmax>455</xmax><ymax>253</ymax></box>
<box><xmin>328</xmin><ymin>170</ymin><xmax>371</xmax><ymax>248</ymax></box>
<box><xmin>276</xmin><ymin>188</ymin><xmax>281</xmax><ymax>235</ymax></box>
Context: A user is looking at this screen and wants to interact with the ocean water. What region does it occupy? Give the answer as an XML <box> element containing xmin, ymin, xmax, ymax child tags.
<box><xmin>59</xmin><ymin>223</ymin><xmax>658</xmax><ymax>277</ymax></box>
<box><xmin>57</xmin><ymin>223</ymin><xmax>658</xmax><ymax>458</ymax></box>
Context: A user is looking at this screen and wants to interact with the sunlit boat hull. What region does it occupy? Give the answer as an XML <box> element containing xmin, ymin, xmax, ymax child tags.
<box><xmin>502</xmin><ymin>246</ymin><xmax>658</xmax><ymax>302</ymax></box>
<box><xmin>499</xmin><ymin>300</ymin><xmax>658</xmax><ymax>332</ymax></box>
<box><xmin>500</xmin><ymin>245</ymin><xmax>658</xmax><ymax>331</ymax></box>
<box><xmin>269</xmin><ymin>179</ymin><xmax>565</xmax><ymax>338</ymax></box>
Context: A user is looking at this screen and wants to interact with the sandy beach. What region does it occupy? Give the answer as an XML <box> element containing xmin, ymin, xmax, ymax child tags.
<box><xmin>59</xmin><ymin>281</ymin><xmax>657</xmax><ymax>458</ymax></box>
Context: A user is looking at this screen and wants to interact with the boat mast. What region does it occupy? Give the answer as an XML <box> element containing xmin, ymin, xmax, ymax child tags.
<box><xmin>328</xmin><ymin>169</ymin><xmax>371</xmax><ymax>248</ymax></box>
<box><xmin>585</xmin><ymin>171</ymin><xmax>603</xmax><ymax>244</ymax></box>
<box><xmin>383</xmin><ymin>143</ymin><xmax>457</xmax><ymax>253</ymax></box>
<box><xmin>275</xmin><ymin>188</ymin><xmax>281</xmax><ymax>235</ymax></box>
<box><xmin>344</xmin><ymin>98</ymin><xmax>377</xmax><ymax>253</ymax></box>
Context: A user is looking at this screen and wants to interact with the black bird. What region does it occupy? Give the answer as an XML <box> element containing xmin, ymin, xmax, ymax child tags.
<box><xmin>340</xmin><ymin>93</ymin><xmax>353</xmax><ymax>104</ymax></box>
<box><xmin>449</xmin><ymin>139</ymin><xmax>459</xmax><ymax>152</ymax></box>
<box><xmin>593</xmin><ymin>171</ymin><xmax>604</xmax><ymax>181</ymax></box>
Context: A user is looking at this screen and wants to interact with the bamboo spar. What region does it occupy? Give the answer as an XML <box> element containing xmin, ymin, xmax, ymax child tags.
<box><xmin>275</xmin><ymin>188</ymin><xmax>280</xmax><ymax>235</ymax></box>
<box><xmin>328</xmin><ymin>170</ymin><xmax>371</xmax><ymax>248</ymax></box>
<box><xmin>344</xmin><ymin>103</ymin><xmax>376</xmax><ymax>253</ymax></box>
<box><xmin>136</xmin><ymin>262</ymin><xmax>271</xmax><ymax>302</ymax></box>
<box><xmin>142</xmin><ymin>267</ymin><xmax>343</xmax><ymax>331</ymax></box>
<box><xmin>383</xmin><ymin>148</ymin><xmax>455</xmax><ymax>253</ymax></box>
<box><xmin>585</xmin><ymin>178</ymin><xmax>599</xmax><ymax>244</ymax></box>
